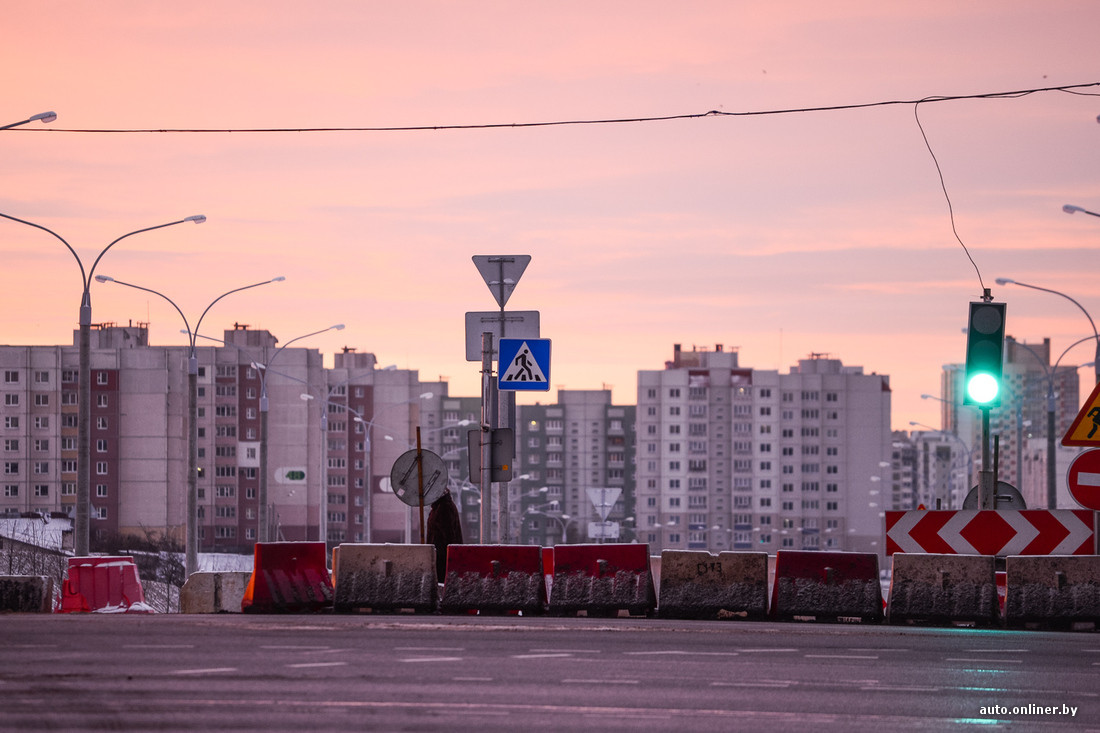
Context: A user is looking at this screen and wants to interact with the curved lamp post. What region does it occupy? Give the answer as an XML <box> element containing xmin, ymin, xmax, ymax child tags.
<box><xmin>0</xmin><ymin>211</ymin><xmax>205</xmax><ymax>555</ymax></box>
<box><xmin>909</xmin><ymin>421</ymin><xmax>972</xmax><ymax>509</ymax></box>
<box><xmin>95</xmin><ymin>275</ymin><xmax>284</xmax><ymax>575</ymax></box>
<box><xmin>996</xmin><ymin>277</ymin><xmax>1099</xmax><ymax>387</ymax></box>
<box><xmin>253</xmin><ymin>324</ymin><xmax>344</xmax><ymax>542</ymax></box>
<box><xmin>1004</xmin><ymin>335</ymin><xmax>1096</xmax><ymax>508</ymax></box>
<box><xmin>0</xmin><ymin>111</ymin><xmax>56</xmax><ymax>130</ymax></box>
<box><xmin>1063</xmin><ymin>204</ymin><xmax>1100</xmax><ymax>219</ymax></box>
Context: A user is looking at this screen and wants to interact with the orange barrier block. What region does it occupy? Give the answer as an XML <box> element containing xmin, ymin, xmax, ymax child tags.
<box><xmin>58</xmin><ymin>556</ymin><xmax>154</xmax><ymax>614</ymax></box>
<box><xmin>241</xmin><ymin>542</ymin><xmax>333</xmax><ymax>613</ymax></box>
<box><xmin>440</xmin><ymin>544</ymin><xmax>545</xmax><ymax>614</ymax></box>
<box><xmin>771</xmin><ymin>550</ymin><xmax>883</xmax><ymax>623</ymax></box>
<box><xmin>548</xmin><ymin>543</ymin><xmax>656</xmax><ymax>617</ymax></box>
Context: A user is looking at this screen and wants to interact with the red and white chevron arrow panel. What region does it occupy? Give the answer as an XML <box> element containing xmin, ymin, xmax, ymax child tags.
<box><xmin>885</xmin><ymin>510</ymin><xmax>1095</xmax><ymax>556</ymax></box>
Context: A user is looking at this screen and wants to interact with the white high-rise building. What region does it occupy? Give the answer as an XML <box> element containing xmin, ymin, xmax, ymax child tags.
<box><xmin>636</xmin><ymin>344</ymin><xmax>892</xmax><ymax>557</ymax></box>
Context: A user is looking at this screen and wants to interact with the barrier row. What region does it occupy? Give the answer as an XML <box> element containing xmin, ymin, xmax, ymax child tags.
<box><xmin>7</xmin><ymin>543</ymin><xmax>1097</xmax><ymax>629</ymax></box>
<box><xmin>236</xmin><ymin>543</ymin><xmax>1100</xmax><ymax>628</ymax></box>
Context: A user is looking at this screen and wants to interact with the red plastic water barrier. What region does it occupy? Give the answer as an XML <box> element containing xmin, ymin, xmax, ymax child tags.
<box><xmin>771</xmin><ymin>550</ymin><xmax>883</xmax><ymax>623</ymax></box>
<box><xmin>440</xmin><ymin>544</ymin><xmax>546</xmax><ymax>614</ymax></box>
<box><xmin>58</xmin><ymin>556</ymin><xmax>153</xmax><ymax>614</ymax></box>
<box><xmin>548</xmin><ymin>543</ymin><xmax>656</xmax><ymax>617</ymax></box>
<box><xmin>241</xmin><ymin>542</ymin><xmax>333</xmax><ymax>613</ymax></box>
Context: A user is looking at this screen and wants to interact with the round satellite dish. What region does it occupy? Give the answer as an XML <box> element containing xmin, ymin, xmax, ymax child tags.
<box><xmin>389</xmin><ymin>449</ymin><xmax>447</xmax><ymax>508</ymax></box>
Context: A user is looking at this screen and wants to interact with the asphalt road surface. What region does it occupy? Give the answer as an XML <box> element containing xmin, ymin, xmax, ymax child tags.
<box><xmin>2</xmin><ymin>614</ymin><xmax>1098</xmax><ymax>732</ymax></box>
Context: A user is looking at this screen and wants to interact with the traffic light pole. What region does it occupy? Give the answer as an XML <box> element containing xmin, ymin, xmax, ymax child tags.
<box><xmin>979</xmin><ymin>406</ymin><xmax>995</xmax><ymax>509</ymax></box>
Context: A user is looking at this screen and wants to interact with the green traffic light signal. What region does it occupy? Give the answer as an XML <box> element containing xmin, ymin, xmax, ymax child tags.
<box><xmin>963</xmin><ymin>301</ymin><xmax>1006</xmax><ymax>406</ymax></box>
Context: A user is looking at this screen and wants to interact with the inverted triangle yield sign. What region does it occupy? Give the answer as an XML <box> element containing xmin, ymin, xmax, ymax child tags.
<box><xmin>472</xmin><ymin>255</ymin><xmax>531</xmax><ymax>308</ymax></box>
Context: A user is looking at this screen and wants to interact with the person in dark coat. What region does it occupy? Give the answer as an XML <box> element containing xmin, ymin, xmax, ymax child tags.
<box><xmin>426</xmin><ymin>488</ymin><xmax>463</xmax><ymax>583</ymax></box>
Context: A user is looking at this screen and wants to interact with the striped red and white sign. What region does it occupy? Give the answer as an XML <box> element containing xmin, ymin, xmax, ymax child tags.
<box><xmin>885</xmin><ymin>510</ymin><xmax>1094</xmax><ymax>556</ymax></box>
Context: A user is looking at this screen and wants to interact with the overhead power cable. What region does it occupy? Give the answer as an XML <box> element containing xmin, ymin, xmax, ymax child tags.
<box><xmin>7</xmin><ymin>81</ymin><xmax>1098</xmax><ymax>134</ymax></box>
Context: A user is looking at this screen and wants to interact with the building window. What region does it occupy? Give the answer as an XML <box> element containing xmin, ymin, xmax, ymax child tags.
<box><xmin>96</xmin><ymin>462</ymin><xmax>108</xmax><ymax>475</ymax></box>
<box><xmin>96</xmin><ymin>372</ymin><xmax>108</xmax><ymax>386</ymax></box>
<box><xmin>5</xmin><ymin>394</ymin><xmax>19</xmax><ymax>407</ymax></box>
<box><xmin>97</xmin><ymin>417</ymin><xmax>108</xmax><ymax>430</ymax></box>
<box><xmin>3</xmin><ymin>485</ymin><xmax>17</xmax><ymax>497</ymax></box>
<box><xmin>4</xmin><ymin>462</ymin><xmax>19</xmax><ymax>476</ymax></box>
<box><xmin>3</xmin><ymin>439</ymin><xmax>17</xmax><ymax>452</ymax></box>
<box><xmin>96</xmin><ymin>484</ymin><xmax>108</xmax><ymax>497</ymax></box>
<box><xmin>97</xmin><ymin>394</ymin><xmax>109</xmax><ymax>408</ymax></box>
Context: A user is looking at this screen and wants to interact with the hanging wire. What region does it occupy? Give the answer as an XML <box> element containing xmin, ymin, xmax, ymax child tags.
<box><xmin>5</xmin><ymin>81</ymin><xmax>1097</xmax><ymax>134</ymax></box>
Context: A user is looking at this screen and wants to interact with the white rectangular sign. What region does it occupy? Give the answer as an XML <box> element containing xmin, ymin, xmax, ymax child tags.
<box><xmin>464</xmin><ymin>310</ymin><xmax>540</xmax><ymax>361</ymax></box>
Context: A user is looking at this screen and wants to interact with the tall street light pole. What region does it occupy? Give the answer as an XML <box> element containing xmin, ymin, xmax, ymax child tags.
<box><xmin>1006</xmin><ymin>335</ymin><xmax>1096</xmax><ymax>509</ymax></box>
<box><xmin>0</xmin><ymin>111</ymin><xmax>57</xmax><ymax>130</ymax></box>
<box><xmin>95</xmin><ymin>275</ymin><xmax>284</xmax><ymax>576</ymax></box>
<box><xmin>996</xmin><ymin>277</ymin><xmax>1099</xmax><ymax>387</ymax></box>
<box><xmin>0</xmin><ymin>212</ymin><xmax>205</xmax><ymax>556</ymax></box>
<box><xmin>255</xmin><ymin>324</ymin><xmax>344</xmax><ymax>542</ymax></box>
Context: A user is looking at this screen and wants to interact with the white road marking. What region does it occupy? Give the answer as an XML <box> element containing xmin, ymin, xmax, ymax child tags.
<box><xmin>804</xmin><ymin>654</ymin><xmax>878</xmax><ymax>660</ymax></box>
<box><xmin>172</xmin><ymin>667</ymin><xmax>237</xmax><ymax>675</ymax></box>
<box><xmin>287</xmin><ymin>662</ymin><xmax>348</xmax><ymax>669</ymax></box>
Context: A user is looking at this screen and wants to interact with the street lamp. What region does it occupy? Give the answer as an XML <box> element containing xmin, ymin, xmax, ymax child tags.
<box><xmin>95</xmin><ymin>274</ymin><xmax>284</xmax><ymax>576</ymax></box>
<box><xmin>1004</xmin><ymin>335</ymin><xmax>1096</xmax><ymax>509</ymax></box>
<box><xmin>995</xmin><ymin>277</ymin><xmax>1099</xmax><ymax>386</ymax></box>
<box><xmin>524</xmin><ymin>507</ymin><xmax>577</xmax><ymax>545</ymax></box>
<box><xmin>1062</xmin><ymin>204</ymin><xmax>1100</xmax><ymax>219</ymax></box>
<box><xmin>254</xmin><ymin>324</ymin><xmax>344</xmax><ymax>542</ymax></box>
<box><xmin>908</xmin><ymin>421</ymin><xmax>972</xmax><ymax>509</ymax></box>
<box><xmin>304</xmin><ymin>390</ymin><xmax>433</xmax><ymax>544</ymax></box>
<box><xmin>0</xmin><ymin>211</ymin><xmax>205</xmax><ymax>555</ymax></box>
<box><xmin>0</xmin><ymin>111</ymin><xmax>57</xmax><ymax>130</ymax></box>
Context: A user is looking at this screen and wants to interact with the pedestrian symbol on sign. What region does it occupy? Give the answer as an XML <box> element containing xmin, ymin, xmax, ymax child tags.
<box><xmin>498</xmin><ymin>338</ymin><xmax>551</xmax><ymax>392</ymax></box>
<box><xmin>504</xmin><ymin>343</ymin><xmax>544</xmax><ymax>383</ymax></box>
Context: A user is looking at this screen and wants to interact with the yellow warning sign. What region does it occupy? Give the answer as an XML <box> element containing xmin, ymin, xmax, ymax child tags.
<box><xmin>1063</xmin><ymin>380</ymin><xmax>1100</xmax><ymax>447</ymax></box>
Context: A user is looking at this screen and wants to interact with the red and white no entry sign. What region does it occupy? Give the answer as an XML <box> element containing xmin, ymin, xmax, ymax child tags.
<box><xmin>1067</xmin><ymin>449</ymin><xmax>1100</xmax><ymax>511</ymax></box>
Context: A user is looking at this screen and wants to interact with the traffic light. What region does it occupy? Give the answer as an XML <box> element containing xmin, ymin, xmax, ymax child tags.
<box><xmin>964</xmin><ymin>301</ymin><xmax>1006</xmax><ymax>406</ymax></box>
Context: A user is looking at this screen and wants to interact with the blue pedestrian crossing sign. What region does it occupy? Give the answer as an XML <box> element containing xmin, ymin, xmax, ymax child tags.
<box><xmin>499</xmin><ymin>338</ymin><xmax>551</xmax><ymax>391</ymax></box>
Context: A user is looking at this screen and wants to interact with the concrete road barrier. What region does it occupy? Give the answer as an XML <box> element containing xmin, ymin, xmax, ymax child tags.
<box><xmin>548</xmin><ymin>543</ymin><xmax>656</xmax><ymax>617</ymax></box>
<box><xmin>1005</xmin><ymin>555</ymin><xmax>1100</xmax><ymax>629</ymax></box>
<box><xmin>658</xmin><ymin>550</ymin><xmax>768</xmax><ymax>620</ymax></box>
<box><xmin>180</xmin><ymin>571</ymin><xmax>251</xmax><ymax>613</ymax></box>
<box><xmin>440</xmin><ymin>544</ymin><xmax>545</xmax><ymax>615</ymax></box>
<box><xmin>0</xmin><ymin>575</ymin><xmax>53</xmax><ymax>613</ymax></box>
<box><xmin>887</xmin><ymin>553</ymin><xmax>998</xmax><ymax>626</ymax></box>
<box><xmin>771</xmin><ymin>550</ymin><xmax>882</xmax><ymax>623</ymax></box>
<box><xmin>333</xmin><ymin>544</ymin><xmax>437</xmax><ymax>613</ymax></box>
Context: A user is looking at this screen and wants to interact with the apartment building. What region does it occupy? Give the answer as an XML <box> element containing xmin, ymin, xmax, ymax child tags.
<box><xmin>512</xmin><ymin>390</ymin><xmax>635</xmax><ymax>546</ymax></box>
<box><xmin>636</xmin><ymin>344</ymin><xmax>891</xmax><ymax>556</ymax></box>
<box><xmin>0</xmin><ymin>324</ymin><xmax>442</xmax><ymax>552</ymax></box>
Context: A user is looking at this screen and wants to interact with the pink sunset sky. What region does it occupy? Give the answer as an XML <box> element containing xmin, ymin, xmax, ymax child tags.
<box><xmin>2</xmin><ymin>2</ymin><xmax>1098</xmax><ymax>431</ymax></box>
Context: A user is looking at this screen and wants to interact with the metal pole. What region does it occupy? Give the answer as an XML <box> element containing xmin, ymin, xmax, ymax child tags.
<box><xmin>259</xmin><ymin>397</ymin><xmax>269</xmax><ymax>542</ymax></box>
<box><xmin>186</xmin><ymin>363</ymin><xmax>199</xmax><ymax>575</ymax></box>
<box><xmin>480</xmin><ymin>332</ymin><xmax>494</xmax><ymax>543</ymax></box>
<box><xmin>979</xmin><ymin>406</ymin><xmax>994</xmax><ymax>509</ymax></box>
<box><xmin>1047</xmin><ymin>388</ymin><xmax>1057</xmax><ymax>509</ymax></box>
<box><xmin>416</xmin><ymin>427</ymin><xmax>426</xmax><ymax>545</ymax></box>
<box><xmin>77</xmin><ymin>306</ymin><xmax>91</xmax><ymax>556</ymax></box>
